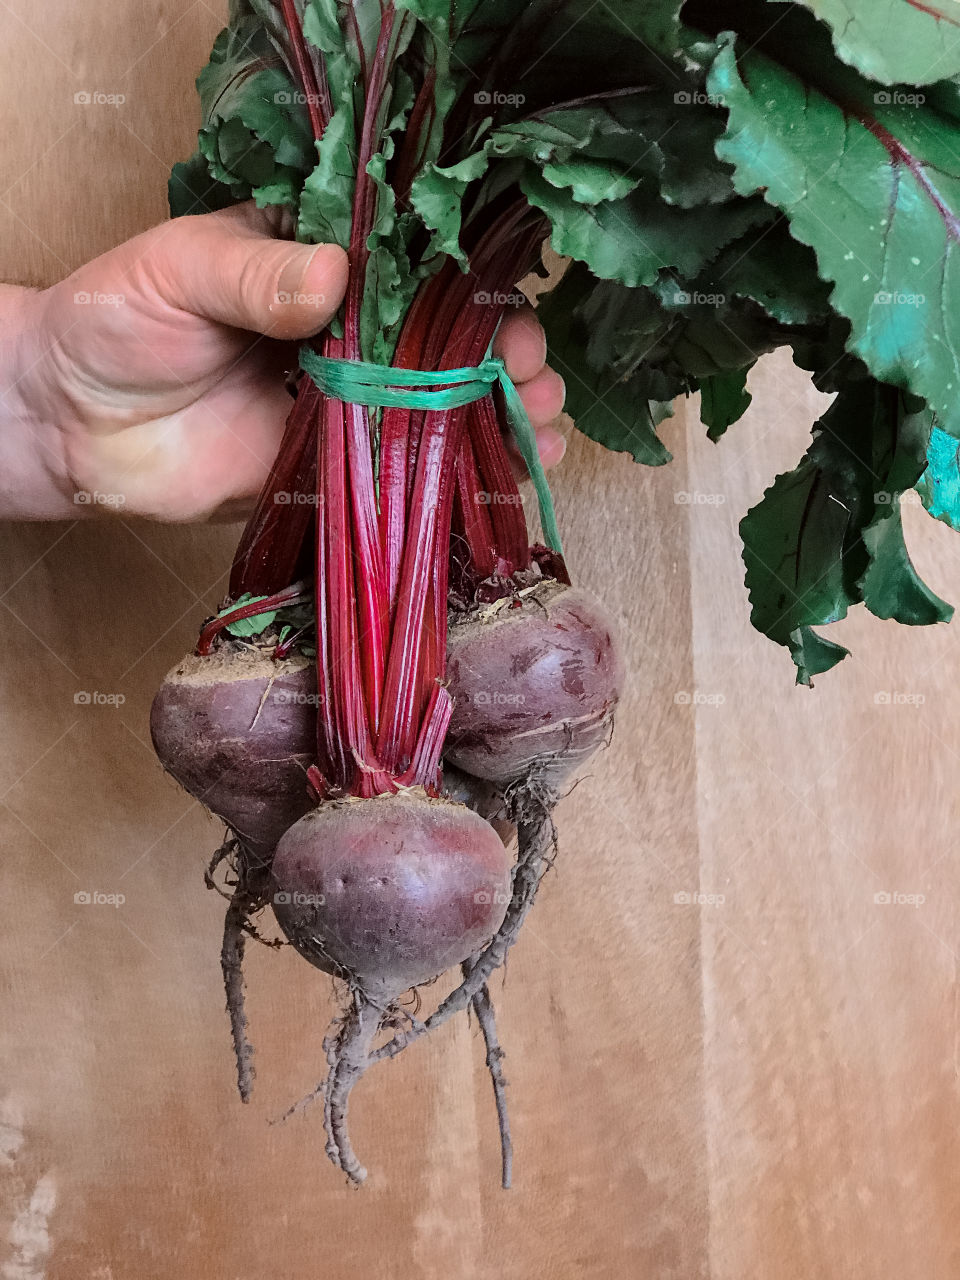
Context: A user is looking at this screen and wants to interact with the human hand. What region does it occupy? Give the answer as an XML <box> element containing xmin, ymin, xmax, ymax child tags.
<box><xmin>3</xmin><ymin>202</ymin><xmax>567</xmax><ymax>521</ymax></box>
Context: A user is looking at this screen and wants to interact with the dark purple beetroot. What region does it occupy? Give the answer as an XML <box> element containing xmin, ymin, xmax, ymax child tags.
<box><xmin>444</xmin><ymin>579</ymin><xmax>622</xmax><ymax>787</ymax></box>
<box><xmin>442</xmin><ymin>762</ymin><xmax>515</xmax><ymax>844</ymax></box>
<box><xmin>271</xmin><ymin>790</ymin><xmax>512</xmax><ymax>998</ymax></box>
<box><xmin>150</xmin><ymin>648</ymin><xmax>316</xmax><ymax>856</ymax></box>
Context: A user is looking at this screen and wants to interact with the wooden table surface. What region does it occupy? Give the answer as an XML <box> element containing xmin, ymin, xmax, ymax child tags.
<box><xmin>3</xmin><ymin>5</ymin><xmax>960</xmax><ymax>1278</ymax></box>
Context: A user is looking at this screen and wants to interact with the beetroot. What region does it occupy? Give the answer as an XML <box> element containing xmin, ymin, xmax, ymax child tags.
<box><xmin>445</xmin><ymin>579</ymin><xmax>622</xmax><ymax>788</ymax></box>
<box><xmin>150</xmin><ymin>648</ymin><xmax>316</xmax><ymax>857</ymax></box>
<box><xmin>442</xmin><ymin>762</ymin><xmax>514</xmax><ymax>843</ymax></box>
<box><xmin>152</xmin><ymin>645</ymin><xmax>320</xmax><ymax>1102</ymax></box>
<box><xmin>272</xmin><ymin>790</ymin><xmax>511</xmax><ymax>1181</ymax></box>
<box><xmin>272</xmin><ymin>791</ymin><xmax>511</xmax><ymax>995</ymax></box>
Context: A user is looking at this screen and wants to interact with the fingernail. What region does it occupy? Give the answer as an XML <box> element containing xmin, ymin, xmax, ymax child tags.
<box><xmin>275</xmin><ymin>246</ymin><xmax>324</xmax><ymax>310</ymax></box>
<box><xmin>538</xmin><ymin>425</ymin><xmax>567</xmax><ymax>468</ymax></box>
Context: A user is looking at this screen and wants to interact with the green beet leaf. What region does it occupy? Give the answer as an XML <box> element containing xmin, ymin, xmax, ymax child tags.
<box><xmin>699</xmin><ymin>223</ymin><xmax>834</xmax><ymax>329</ymax></box>
<box><xmin>168</xmin><ymin>154</ymin><xmax>241</xmax><ymax>217</ymax></box>
<box><xmin>173</xmin><ymin>0</ymin><xmax>960</xmax><ymax>687</ymax></box>
<box><xmin>709</xmin><ymin>33</ymin><xmax>960</xmax><ymax>442</ymax></box>
<box><xmin>297</xmin><ymin>107</ymin><xmax>356</xmax><ymax>246</ymax></box>
<box><xmin>775</xmin><ymin>0</ymin><xmax>960</xmax><ymax>86</ymax></box>
<box><xmin>452</xmin><ymin>0</ymin><xmax>690</xmax><ymax>117</ymax></box>
<box><xmin>700</xmin><ymin>368</ymin><xmax>754</xmax><ymax>442</ymax></box>
<box><xmin>220</xmin><ymin>594</ymin><xmax>279</xmax><ymax>639</ymax></box>
<box><xmin>741</xmin><ymin>380</ymin><xmax>950</xmax><ymax>683</ymax></box>
<box><xmin>538</xmin><ymin>264</ymin><xmax>677</xmax><ymax>465</ymax></box>
<box><xmin>522</xmin><ymin>170</ymin><xmax>773</xmax><ymax>288</ymax></box>
<box><xmin>859</xmin><ymin>401</ymin><xmax>953</xmax><ymax>624</ymax></box>
<box><xmin>916</xmin><ymin>425</ymin><xmax>960</xmax><ymax>531</ymax></box>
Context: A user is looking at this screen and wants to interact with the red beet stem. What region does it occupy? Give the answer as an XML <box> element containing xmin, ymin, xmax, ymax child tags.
<box><xmin>279</xmin><ymin>0</ymin><xmax>329</xmax><ymax>138</ymax></box>
<box><xmin>393</xmin><ymin>68</ymin><xmax>438</xmax><ymax>205</ymax></box>
<box><xmin>397</xmin><ymin>683</ymin><xmax>453</xmax><ymax>791</ymax></box>
<box><xmin>453</xmin><ymin>437</ymin><xmax>497</xmax><ymax>581</ymax></box>
<box><xmin>228</xmin><ymin>183</ymin><xmax>546</xmax><ymax>798</ymax></box>
<box><xmin>314</xmin><ymin>333</ymin><xmax>392</xmax><ymax>795</ymax></box>
<box><xmin>378</xmin><ymin>257</ymin><xmax>462</xmax><ymax>614</ymax></box>
<box><xmin>336</xmin><ymin>11</ymin><xmax>400</xmax><ymax>727</ymax></box>
<box><xmin>195</xmin><ymin>582</ymin><xmax>311</xmax><ymax>656</ymax></box>
<box><xmin>467</xmin><ymin>394</ymin><xmax>529</xmax><ymax>574</ymax></box>
<box><xmin>375</xmin><ymin>210</ymin><xmax>544</xmax><ymax>773</ymax></box>
<box><xmin>229</xmin><ymin>377</ymin><xmax>319</xmax><ymax>599</ymax></box>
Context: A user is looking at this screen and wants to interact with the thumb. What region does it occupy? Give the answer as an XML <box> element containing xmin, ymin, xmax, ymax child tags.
<box><xmin>133</xmin><ymin>202</ymin><xmax>349</xmax><ymax>340</ymax></box>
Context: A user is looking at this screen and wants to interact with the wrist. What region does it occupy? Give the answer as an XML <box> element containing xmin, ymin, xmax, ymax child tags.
<box><xmin>0</xmin><ymin>285</ymin><xmax>80</xmax><ymax>519</ymax></box>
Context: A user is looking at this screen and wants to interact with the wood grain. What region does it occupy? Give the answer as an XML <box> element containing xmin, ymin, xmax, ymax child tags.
<box><xmin>685</xmin><ymin>351</ymin><xmax>960</xmax><ymax>1280</ymax></box>
<box><xmin>8</xmin><ymin>3</ymin><xmax>960</xmax><ymax>1277</ymax></box>
<box><xmin>0</xmin><ymin>5</ymin><xmax>705</xmax><ymax>1277</ymax></box>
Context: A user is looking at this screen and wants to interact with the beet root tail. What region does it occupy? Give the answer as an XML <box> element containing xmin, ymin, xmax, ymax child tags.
<box><xmin>221</xmin><ymin>886</ymin><xmax>257</xmax><ymax>1103</ymax></box>
<box><xmin>464</xmin><ymin>956</ymin><xmax>513</xmax><ymax>1189</ymax></box>
<box><xmin>321</xmin><ymin>991</ymin><xmax>382</xmax><ymax>1185</ymax></box>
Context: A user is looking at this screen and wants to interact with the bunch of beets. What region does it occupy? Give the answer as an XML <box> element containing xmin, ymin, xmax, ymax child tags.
<box><xmin>152</xmin><ymin>0</ymin><xmax>623</xmax><ymax>1184</ymax></box>
<box><xmin>151</xmin><ymin>0</ymin><xmax>960</xmax><ymax>1182</ymax></box>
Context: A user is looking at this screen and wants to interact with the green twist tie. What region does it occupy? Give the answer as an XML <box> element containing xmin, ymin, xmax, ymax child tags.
<box><xmin>299</xmin><ymin>348</ymin><xmax>563</xmax><ymax>554</ymax></box>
